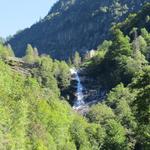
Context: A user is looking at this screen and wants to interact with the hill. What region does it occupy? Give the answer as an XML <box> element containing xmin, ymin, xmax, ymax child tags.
<box><xmin>8</xmin><ymin>0</ymin><xmax>150</xmax><ymax>59</ymax></box>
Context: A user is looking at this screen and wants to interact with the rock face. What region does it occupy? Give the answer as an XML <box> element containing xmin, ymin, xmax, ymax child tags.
<box><xmin>8</xmin><ymin>0</ymin><xmax>150</xmax><ymax>59</ymax></box>
<box><xmin>70</xmin><ymin>68</ymin><xmax>107</xmax><ymax>115</ymax></box>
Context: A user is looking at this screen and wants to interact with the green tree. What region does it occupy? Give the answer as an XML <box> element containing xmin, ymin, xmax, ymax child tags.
<box><xmin>0</xmin><ymin>43</ymin><xmax>15</xmax><ymax>59</ymax></box>
<box><xmin>103</xmin><ymin>119</ymin><xmax>126</xmax><ymax>150</ymax></box>
<box><xmin>12</xmin><ymin>100</ymin><xmax>29</xmax><ymax>150</ymax></box>
<box><xmin>86</xmin><ymin>123</ymin><xmax>106</xmax><ymax>150</ymax></box>
<box><xmin>0</xmin><ymin>37</ymin><xmax>5</xmax><ymax>44</ymax></box>
<box><xmin>140</xmin><ymin>28</ymin><xmax>150</xmax><ymax>61</ymax></box>
<box><xmin>131</xmin><ymin>66</ymin><xmax>150</xmax><ymax>148</ymax></box>
<box><xmin>138</xmin><ymin>35</ymin><xmax>147</xmax><ymax>55</ymax></box>
<box><xmin>141</xmin><ymin>28</ymin><xmax>150</xmax><ymax>46</ymax></box>
<box><xmin>39</xmin><ymin>56</ymin><xmax>59</xmax><ymax>95</ymax></box>
<box><xmin>109</xmin><ymin>29</ymin><xmax>131</xmax><ymax>58</ymax></box>
<box><xmin>24</xmin><ymin>44</ymin><xmax>38</xmax><ymax>63</ymax></box>
<box><xmin>99</xmin><ymin>29</ymin><xmax>132</xmax><ymax>87</ymax></box>
<box><xmin>7</xmin><ymin>44</ymin><xmax>15</xmax><ymax>57</ymax></box>
<box><xmin>87</xmin><ymin>104</ymin><xmax>116</xmax><ymax>125</ymax></box>
<box><xmin>106</xmin><ymin>84</ymin><xmax>137</xmax><ymax>148</ymax></box>
<box><xmin>70</xmin><ymin>118</ymin><xmax>91</xmax><ymax>150</ymax></box>
<box><xmin>57</xmin><ymin>61</ymin><xmax>71</xmax><ymax>90</ymax></box>
<box><xmin>73</xmin><ymin>51</ymin><xmax>81</xmax><ymax>67</ymax></box>
<box><xmin>68</xmin><ymin>57</ymin><xmax>72</xmax><ymax>66</ymax></box>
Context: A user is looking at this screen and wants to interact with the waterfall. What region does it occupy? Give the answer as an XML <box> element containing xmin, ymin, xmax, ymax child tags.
<box><xmin>70</xmin><ymin>68</ymin><xmax>85</xmax><ymax>109</ymax></box>
<box><xmin>70</xmin><ymin>68</ymin><xmax>107</xmax><ymax>114</ymax></box>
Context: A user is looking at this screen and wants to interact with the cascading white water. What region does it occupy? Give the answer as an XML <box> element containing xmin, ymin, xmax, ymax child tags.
<box><xmin>70</xmin><ymin>68</ymin><xmax>85</xmax><ymax>109</ymax></box>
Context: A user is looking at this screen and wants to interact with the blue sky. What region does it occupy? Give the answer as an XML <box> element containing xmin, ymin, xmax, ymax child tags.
<box><xmin>0</xmin><ymin>0</ymin><xmax>58</xmax><ymax>38</ymax></box>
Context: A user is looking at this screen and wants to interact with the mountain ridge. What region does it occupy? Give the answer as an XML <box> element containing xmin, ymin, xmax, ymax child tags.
<box><xmin>8</xmin><ymin>0</ymin><xmax>150</xmax><ymax>59</ymax></box>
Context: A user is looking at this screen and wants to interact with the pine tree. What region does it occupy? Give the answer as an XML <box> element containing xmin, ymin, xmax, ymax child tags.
<box><xmin>68</xmin><ymin>57</ymin><xmax>72</xmax><ymax>66</ymax></box>
<box><xmin>73</xmin><ymin>51</ymin><xmax>81</xmax><ymax>67</ymax></box>
<box><xmin>24</xmin><ymin>44</ymin><xmax>35</xmax><ymax>63</ymax></box>
<box><xmin>7</xmin><ymin>44</ymin><xmax>15</xmax><ymax>57</ymax></box>
<box><xmin>110</xmin><ymin>29</ymin><xmax>131</xmax><ymax>58</ymax></box>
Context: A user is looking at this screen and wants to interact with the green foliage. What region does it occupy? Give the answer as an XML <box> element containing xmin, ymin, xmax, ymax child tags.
<box><xmin>105</xmin><ymin>84</ymin><xmax>137</xmax><ymax>148</ymax></box>
<box><xmin>0</xmin><ymin>52</ymin><xmax>148</xmax><ymax>149</ymax></box>
<box><xmin>70</xmin><ymin>118</ymin><xmax>91</xmax><ymax>150</ymax></box>
<box><xmin>32</xmin><ymin>55</ymin><xmax>71</xmax><ymax>96</ymax></box>
<box><xmin>23</xmin><ymin>44</ymin><xmax>39</xmax><ymax>63</ymax></box>
<box><xmin>0</xmin><ymin>43</ymin><xmax>15</xmax><ymax>59</ymax></box>
<box><xmin>91</xmin><ymin>40</ymin><xmax>112</xmax><ymax>65</ymax></box>
<box><xmin>0</xmin><ymin>59</ymin><xmax>85</xmax><ymax>150</ymax></box>
<box><xmin>83</xmin><ymin>6</ymin><xmax>150</xmax><ymax>148</ymax></box>
<box><xmin>87</xmin><ymin>103</ymin><xmax>129</xmax><ymax>149</ymax></box>
<box><xmin>9</xmin><ymin>0</ymin><xmax>149</xmax><ymax>60</ymax></box>
<box><xmin>0</xmin><ymin>37</ymin><xmax>5</xmax><ymax>44</ymax></box>
<box><xmin>131</xmin><ymin>66</ymin><xmax>150</xmax><ymax>123</ymax></box>
<box><xmin>106</xmin><ymin>84</ymin><xmax>134</xmax><ymax>107</ymax></box>
<box><xmin>56</xmin><ymin>61</ymin><xmax>71</xmax><ymax>90</ymax></box>
<box><xmin>131</xmin><ymin>67</ymin><xmax>150</xmax><ymax>148</ymax></box>
<box><xmin>84</xmin><ymin>25</ymin><xmax>149</xmax><ymax>89</ymax></box>
<box><xmin>137</xmin><ymin>35</ymin><xmax>147</xmax><ymax>54</ymax></box>
<box><xmin>36</xmin><ymin>56</ymin><xmax>59</xmax><ymax>94</ymax></box>
<box><xmin>85</xmin><ymin>124</ymin><xmax>106</xmax><ymax>150</ymax></box>
<box><xmin>73</xmin><ymin>51</ymin><xmax>81</xmax><ymax>68</ymax></box>
<box><xmin>1</xmin><ymin>2</ymin><xmax>150</xmax><ymax>150</ymax></box>
<box><xmin>87</xmin><ymin>104</ymin><xmax>116</xmax><ymax>125</ymax></box>
<box><xmin>103</xmin><ymin>119</ymin><xmax>126</xmax><ymax>150</ymax></box>
<box><xmin>101</xmin><ymin>29</ymin><xmax>133</xmax><ymax>87</ymax></box>
<box><xmin>109</xmin><ymin>29</ymin><xmax>131</xmax><ymax>57</ymax></box>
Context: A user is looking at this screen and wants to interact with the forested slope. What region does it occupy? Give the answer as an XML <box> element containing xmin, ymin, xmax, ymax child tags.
<box><xmin>8</xmin><ymin>0</ymin><xmax>150</xmax><ymax>59</ymax></box>
<box><xmin>0</xmin><ymin>2</ymin><xmax>149</xmax><ymax>150</ymax></box>
<box><xmin>0</xmin><ymin>42</ymin><xmax>149</xmax><ymax>149</ymax></box>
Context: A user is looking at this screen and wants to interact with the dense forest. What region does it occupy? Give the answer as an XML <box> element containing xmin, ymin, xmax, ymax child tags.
<box><xmin>0</xmin><ymin>1</ymin><xmax>150</xmax><ymax>150</ymax></box>
<box><xmin>8</xmin><ymin>0</ymin><xmax>150</xmax><ymax>59</ymax></box>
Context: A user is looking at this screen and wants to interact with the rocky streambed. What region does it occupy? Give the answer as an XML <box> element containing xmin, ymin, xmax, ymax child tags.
<box><xmin>70</xmin><ymin>68</ymin><xmax>107</xmax><ymax>115</ymax></box>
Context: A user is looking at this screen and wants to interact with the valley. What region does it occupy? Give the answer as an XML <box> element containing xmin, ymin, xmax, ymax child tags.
<box><xmin>0</xmin><ymin>1</ymin><xmax>149</xmax><ymax>149</ymax></box>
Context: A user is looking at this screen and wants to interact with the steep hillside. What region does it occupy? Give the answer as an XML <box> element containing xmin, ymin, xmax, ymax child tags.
<box><xmin>1</xmin><ymin>2</ymin><xmax>150</xmax><ymax>149</ymax></box>
<box><xmin>8</xmin><ymin>0</ymin><xmax>150</xmax><ymax>59</ymax></box>
<box><xmin>82</xmin><ymin>3</ymin><xmax>150</xmax><ymax>90</ymax></box>
<box><xmin>115</xmin><ymin>2</ymin><xmax>150</xmax><ymax>35</ymax></box>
